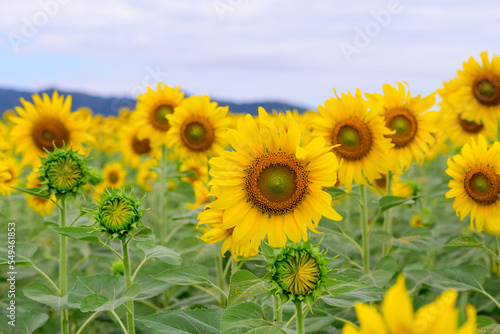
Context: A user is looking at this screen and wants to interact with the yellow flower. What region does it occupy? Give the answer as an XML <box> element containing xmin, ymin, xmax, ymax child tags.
<box><xmin>197</xmin><ymin>206</ymin><xmax>260</xmax><ymax>260</ymax></box>
<box><xmin>25</xmin><ymin>173</ymin><xmax>56</xmax><ymax>216</ymax></box>
<box><xmin>442</xmin><ymin>52</ymin><xmax>500</xmax><ymax>128</ymax></box>
<box><xmin>371</xmin><ymin>174</ymin><xmax>413</xmax><ymax>198</ymax></box>
<box><xmin>205</xmin><ymin>108</ymin><xmax>341</xmax><ymax>248</ymax></box>
<box><xmin>166</xmin><ymin>95</ymin><xmax>229</xmax><ymax>164</ymax></box>
<box><xmin>446</xmin><ymin>135</ymin><xmax>500</xmax><ymax>233</ymax></box>
<box><xmin>10</xmin><ymin>91</ymin><xmax>92</xmax><ymax>166</ymax></box>
<box><xmin>0</xmin><ymin>156</ymin><xmax>22</xmax><ymax>196</ymax></box>
<box><xmin>409</xmin><ymin>215</ymin><xmax>422</xmax><ymax>227</ymax></box>
<box><xmin>94</xmin><ymin>162</ymin><xmax>127</xmax><ymax>200</ymax></box>
<box><xmin>136</xmin><ymin>161</ymin><xmax>159</xmax><ymax>192</ymax></box>
<box><xmin>119</xmin><ymin>125</ymin><xmax>161</xmax><ymax>168</ymax></box>
<box><xmin>313</xmin><ymin>90</ymin><xmax>394</xmax><ymax>191</ymax></box>
<box><xmin>366</xmin><ymin>83</ymin><xmax>436</xmax><ymax>173</ymax></box>
<box><xmin>342</xmin><ymin>275</ymin><xmax>476</xmax><ymax>334</ymax></box>
<box><xmin>132</xmin><ymin>83</ymin><xmax>185</xmax><ymax>146</ymax></box>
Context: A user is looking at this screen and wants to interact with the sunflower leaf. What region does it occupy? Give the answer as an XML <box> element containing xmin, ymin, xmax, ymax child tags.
<box><xmin>23</xmin><ymin>282</ymin><xmax>76</xmax><ymax>312</ymax></box>
<box><xmin>378</xmin><ymin>195</ymin><xmax>416</xmax><ymax>213</ymax></box>
<box><xmin>228</xmin><ymin>270</ymin><xmax>268</xmax><ymax>306</ymax></box>
<box><xmin>136</xmin><ymin>241</ymin><xmax>182</xmax><ymax>264</ymax></box>
<box><xmin>52</xmin><ymin>226</ymin><xmax>104</xmax><ymax>245</ymax></box>
<box><xmin>221</xmin><ymin>302</ymin><xmax>284</xmax><ymax>334</ymax></box>
<box><xmin>0</xmin><ymin>242</ymin><xmax>37</xmax><ymax>265</ymax></box>
<box><xmin>12</xmin><ymin>187</ymin><xmax>52</xmax><ymax>199</ymax></box>
<box><xmin>445</xmin><ymin>236</ymin><xmax>484</xmax><ymax>248</ymax></box>
<box><xmin>152</xmin><ymin>264</ymin><xmax>210</xmax><ymax>285</ymax></box>
<box><xmin>138</xmin><ymin>308</ymin><xmax>223</xmax><ymax>334</ymax></box>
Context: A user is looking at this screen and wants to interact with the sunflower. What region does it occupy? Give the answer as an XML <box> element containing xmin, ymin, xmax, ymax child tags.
<box><xmin>0</xmin><ymin>121</ymin><xmax>12</xmax><ymax>153</ymax></box>
<box><xmin>180</xmin><ymin>159</ymin><xmax>210</xmax><ymax>209</ymax></box>
<box><xmin>94</xmin><ymin>162</ymin><xmax>127</xmax><ymax>199</ymax></box>
<box><xmin>133</xmin><ymin>83</ymin><xmax>185</xmax><ymax>146</ymax></box>
<box><xmin>10</xmin><ymin>91</ymin><xmax>92</xmax><ymax>166</ymax></box>
<box><xmin>366</xmin><ymin>83</ymin><xmax>436</xmax><ymax>173</ymax></box>
<box><xmin>136</xmin><ymin>160</ymin><xmax>159</xmax><ymax>192</ymax></box>
<box><xmin>438</xmin><ymin>99</ymin><xmax>497</xmax><ymax>149</ymax></box>
<box><xmin>371</xmin><ymin>173</ymin><xmax>413</xmax><ymax>198</ymax></box>
<box><xmin>441</xmin><ymin>52</ymin><xmax>500</xmax><ymax>127</ymax></box>
<box><xmin>205</xmin><ymin>109</ymin><xmax>341</xmax><ymax>248</ymax></box>
<box><xmin>0</xmin><ymin>156</ymin><xmax>22</xmax><ymax>196</ymax></box>
<box><xmin>119</xmin><ymin>125</ymin><xmax>161</xmax><ymax>168</ymax></box>
<box><xmin>312</xmin><ymin>90</ymin><xmax>394</xmax><ymax>192</ymax></box>
<box><xmin>25</xmin><ymin>172</ymin><xmax>56</xmax><ymax>216</ymax></box>
<box><xmin>342</xmin><ymin>275</ymin><xmax>476</xmax><ymax>334</ymax></box>
<box><xmin>423</xmin><ymin>111</ymin><xmax>449</xmax><ymax>162</ymax></box>
<box><xmin>446</xmin><ymin>135</ymin><xmax>500</xmax><ymax>233</ymax></box>
<box><xmin>166</xmin><ymin>95</ymin><xmax>229</xmax><ymax>164</ymax></box>
<box><xmin>197</xmin><ymin>205</ymin><xmax>260</xmax><ymax>260</ymax></box>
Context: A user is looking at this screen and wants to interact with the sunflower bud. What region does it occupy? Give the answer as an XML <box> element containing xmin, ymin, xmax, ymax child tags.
<box><xmin>38</xmin><ymin>146</ymin><xmax>89</xmax><ymax>198</ymax></box>
<box><xmin>94</xmin><ymin>188</ymin><xmax>145</xmax><ymax>240</ymax></box>
<box><xmin>263</xmin><ymin>240</ymin><xmax>333</xmax><ymax>308</ymax></box>
<box><xmin>111</xmin><ymin>259</ymin><xmax>124</xmax><ymax>276</ymax></box>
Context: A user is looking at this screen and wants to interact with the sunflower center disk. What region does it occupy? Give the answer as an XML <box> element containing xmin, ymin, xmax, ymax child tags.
<box><xmin>458</xmin><ymin>115</ymin><xmax>483</xmax><ymax>133</ymax></box>
<box><xmin>246</xmin><ymin>152</ymin><xmax>309</xmax><ymax>215</ymax></box>
<box><xmin>152</xmin><ymin>105</ymin><xmax>173</xmax><ymax>131</ymax></box>
<box><xmin>384</xmin><ymin>108</ymin><xmax>417</xmax><ymax>147</ymax></box>
<box><xmin>332</xmin><ymin>119</ymin><xmax>372</xmax><ymax>160</ymax></box>
<box><xmin>109</xmin><ymin>172</ymin><xmax>119</xmax><ymax>183</ymax></box>
<box><xmin>180</xmin><ymin>117</ymin><xmax>214</xmax><ymax>151</ymax></box>
<box><xmin>101</xmin><ymin>198</ymin><xmax>134</xmax><ymax>232</ymax></box>
<box><xmin>473</xmin><ymin>75</ymin><xmax>500</xmax><ymax>106</ymax></box>
<box><xmin>464</xmin><ymin>167</ymin><xmax>500</xmax><ymax>205</ymax></box>
<box><xmin>32</xmin><ymin>118</ymin><xmax>70</xmax><ymax>152</ymax></box>
<box><xmin>47</xmin><ymin>157</ymin><xmax>82</xmax><ymax>192</ymax></box>
<box><xmin>277</xmin><ymin>252</ymin><xmax>320</xmax><ymax>295</ymax></box>
<box><xmin>132</xmin><ymin>136</ymin><xmax>151</xmax><ymax>155</ymax></box>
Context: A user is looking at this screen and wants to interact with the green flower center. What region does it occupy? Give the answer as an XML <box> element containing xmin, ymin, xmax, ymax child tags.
<box><xmin>180</xmin><ymin>117</ymin><xmax>214</xmax><ymax>151</ymax></box>
<box><xmin>332</xmin><ymin>119</ymin><xmax>372</xmax><ymax>161</ymax></box>
<box><xmin>152</xmin><ymin>104</ymin><xmax>173</xmax><ymax>131</ymax></box>
<box><xmin>276</xmin><ymin>251</ymin><xmax>320</xmax><ymax>295</ymax></box>
<box><xmin>47</xmin><ymin>157</ymin><xmax>83</xmax><ymax>193</ymax></box>
<box><xmin>258</xmin><ymin>165</ymin><xmax>296</xmax><ymax>202</ymax></box>
<box><xmin>384</xmin><ymin>108</ymin><xmax>417</xmax><ymax>148</ymax></box>
<box><xmin>464</xmin><ymin>166</ymin><xmax>500</xmax><ymax>205</ymax></box>
<box><xmin>185</xmin><ymin>122</ymin><xmax>206</xmax><ymax>145</ymax></box>
<box><xmin>473</xmin><ymin>75</ymin><xmax>500</xmax><ymax>107</ymax></box>
<box><xmin>100</xmin><ymin>198</ymin><xmax>135</xmax><ymax>233</ymax></box>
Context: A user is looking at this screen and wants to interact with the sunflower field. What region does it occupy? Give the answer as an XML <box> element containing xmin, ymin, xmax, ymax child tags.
<box><xmin>2</xmin><ymin>52</ymin><xmax>500</xmax><ymax>334</ymax></box>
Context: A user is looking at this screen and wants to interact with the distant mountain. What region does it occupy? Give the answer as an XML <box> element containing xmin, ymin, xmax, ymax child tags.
<box><xmin>0</xmin><ymin>87</ymin><xmax>309</xmax><ymax>116</ymax></box>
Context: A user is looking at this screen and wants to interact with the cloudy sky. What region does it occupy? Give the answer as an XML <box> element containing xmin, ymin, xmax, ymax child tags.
<box><xmin>1</xmin><ymin>0</ymin><xmax>499</xmax><ymax>109</ymax></box>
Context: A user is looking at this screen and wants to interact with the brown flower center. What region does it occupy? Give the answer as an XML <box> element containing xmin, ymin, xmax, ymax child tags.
<box><xmin>180</xmin><ymin>116</ymin><xmax>214</xmax><ymax>151</ymax></box>
<box><xmin>132</xmin><ymin>135</ymin><xmax>151</xmax><ymax>155</ymax></box>
<box><xmin>151</xmin><ymin>104</ymin><xmax>174</xmax><ymax>131</ymax></box>
<box><xmin>374</xmin><ymin>174</ymin><xmax>387</xmax><ymax>189</ymax></box>
<box><xmin>458</xmin><ymin>115</ymin><xmax>483</xmax><ymax>133</ymax></box>
<box><xmin>109</xmin><ymin>172</ymin><xmax>119</xmax><ymax>184</ymax></box>
<box><xmin>245</xmin><ymin>152</ymin><xmax>309</xmax><ymax>215</ymax></box>
<box><xmin>473</xmin><ymin>74</ymin><xmax>500</xmax><ymax>106</ymax></box>
<box><xmin>332</xmin><ymin>118</ymin><xmax>372</xmax><ymax>160</ymax></box>
<box><xmin>464</xmin><ymin>166</ymin><xmax>500</xmax><ymax>205</ymax></box>
<box><xmin>32</xmin><ymin>118</ymin><xmax>69</xmax><ymax>152</ymax></box>
<box><xmin>384</xmin><ymin>108</ymin><xmax>417</xmax><ymax>148</ymax></box>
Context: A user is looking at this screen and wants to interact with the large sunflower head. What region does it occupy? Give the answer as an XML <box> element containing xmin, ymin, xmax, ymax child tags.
<box><xmin>0</xmin><ymin>156</ymin><xmax>22</xmax><ymax>196</ymax></box>
<box><xmin>94</xmin><ymin>188</ymin><xmax>146</xmax><ymax>240</ymax></box>
<box><xmin>446</xmin><ymin>135</ymin><xmax>500</xmax><ymax>233</ymax></box>
<box><xmin>166</xmin><ymin>95</ymin><xmax>229</xmax><ymax>164</ymax></box>
<box><xmin>341</xmin><ymin>275</ymin><xmax>476</xmax><ymax>334</ymax></box>
<box><xmin>10</xmin><ymin>91</ymin><xmax>93</xmax><ymax>166</ymax></box>
<box><xmin>439</xmin><ymin>52</ymin><xmax>500</xmax><ymax>128</ymax></box>
<box><xmin>119</xmin><ymin>125</ymin><xmax>161</xmax><ymax>168</ymax></box>
<box><xmin>37</xmin><ymin>145</ymin><xmax>90</xmax><ymax>199</ymax></box>
<box><xmin>263</xmin><ymin>240</ymin><xmax>332</xmax><ymax>307</ymax></box>
<box><xmin>366</xmin><ymin>83</ymin><xmax>436</xmax><ymax>173</ymax></box>
<box><xmin>205</xmin><ymin>108</ymin><xmax>342</xmax><ymax>249</ymax></box>
<box><xmin>312</xmin><ymin>89</ymin><xmax>394</xmax><ymax>191</ymax></box>
<box><xmin>133</xmin><ymin>83</ymin><xmax>185</xmax><ymax>146</ymax></box>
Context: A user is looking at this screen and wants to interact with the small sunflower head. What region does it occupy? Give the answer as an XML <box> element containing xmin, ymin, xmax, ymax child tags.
<box><xmin>263</xmin><ymin>240</ymin><xmax>334</xmax><ymax>307</ymax></box>
<box><xmin>110</xmin><ymin>259</ymin><xmax>124</xmax><ymax>276</ymax></box>
<box><xmin>38</xmin><ymin>146</ymin><xmax>90</xmax><ymax>198</ymax></box>
<box><xmin>94</xmin><ymin>188</ymin><xmax>146</xmax><ymax>240</ymax></box>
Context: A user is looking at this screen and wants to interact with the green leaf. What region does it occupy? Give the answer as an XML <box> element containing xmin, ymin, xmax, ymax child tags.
<box><xmin>0</xmin><ymin>243</ymin><xmax>37</xmax><ymax>265</ymax></box>
<box><xmin>133</xmin><ymin>227</ymin><xmax>156</xmax><ymax>242</ymax></box>
<box><xmin>477</xmin><ymin>316</ymin><xmax>500</xmax><ymax>333</ymax></box>
<box><xmin>133</xmin><ymin>262</ymin><xmax>172</xmax><ymax>299</ymax></box>
<box><xmin>167</xmin><ymin>181</ymin><xmax>196</xmax><ymax>204</ymax></box>
<box><xmin>372</xmin><ymin>228</ymin><xmax>432</xmax><ymax>252</ymax></box>
<box><xmin>138</xmin><ymin>308</ymin><xmax>223</xmax><ymax>334</ymax></box>
<box><xmin>80</xmin><ymin>283</ymin><xmax>141</xmax><ymax>312</ymax></box>
<box><xmin>68</xmin><ymin>273</ymin><xmax>140</xmax><ymax>312</ymax></box>
<box><xmin>23</xmin><ymin>283</ymin><xmax>75</xmax><ymax>312</ymax></box>
<box><xmin>152</xmin><ymin>264</ymin><xmax>210</xmax><ymax>285</ymax></box>
<box><xmin>425</xmin><ymin>265</ymin><xmax>489</xmax><ymax>292</ymax></box>
<box><xmin>361</xmin><ymin>256</ymin><xmax>397</xmax><ymax>288</ymax></box>
<box><xmin>326</xmin><ymin>187</ymin><xmax>349</xmax><ymax>201</ymax></box>
<box><xmin>136</xmin><ymin>242</ymin><xmax>182</xmax><ymax>264</ymax></box>
<box><xmin>445</xmin><ymin>236</ymin><xmax>484</xmax><ymax>248</ymax></box>
<box><xmin>228</xmin><ymin>270</ymin><xmax>268</xmax><ymax>306</ymax></box>
<box><xmin>12</xmin><ymin>187</ymin><xmax>51</xmax><ymax>199</ymax></box>
<box><xmin>378</xmin><ymin>195</ymin><xmax>416</xmax><ymax>213</ymax></box>
<box><xmin>221</xmin><ymin>302</ymin><xmax>284</xmax><ymax>334</ymax></box>
<box><xmin>52</xmin><ymin>226</ymin><xmax>103</xmax><ymax>244</ymax></box>
<box><xmin>1</xmin><ymin>312</ymin><xmax>49</xmax><ymax>334</ymax></box>
<box><xmin>323</xmin><ymin>274</ymin><xmax>385</xmax><ymax>307</ymax></box>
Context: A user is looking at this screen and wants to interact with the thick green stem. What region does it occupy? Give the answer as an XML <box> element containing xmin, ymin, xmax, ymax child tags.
<box><xmin>294</xmin><ymin>300</ymin><xmax>304</xmax><ymax>334</ymax></box>
<box><xmin>160</xmin><ymin>146</ymin><xmax>167</xmax><ymax>244</ymax></box>
<box><xmin>273</xmin><ymin>294</ymin><xmax>282</xmax><ymax>322</ymax></box>
<box><xmin>216</xmin><ymin>254</ymin><xmax>226</xmax><ymax>308</ymax></box>
<box><xmin>59</xmin><ymin>197</ymin><xmax>69</xmax><ymax>334</ymax></box>
<box><xmin>122</xmin><ymin>240</ymin><xmax>135</xmax><ymax>334</ymax></box>
<box><xmin>382</xmin><ymin>172</ymin><xmax>392</xmax><ymax>256</ymax></box>
<box><xmin>360</xmin><ymin>185</ymin><xmax>370</xmax><ymax>274</ymax></box>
